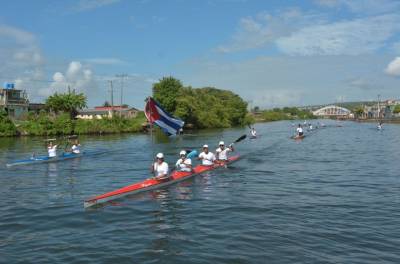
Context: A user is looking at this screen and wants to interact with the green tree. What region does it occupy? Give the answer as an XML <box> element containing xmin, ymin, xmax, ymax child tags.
<box><xmin>45</xmin><ymin>92</ymin><xmax>87</xmax><ymax>118</ymax></box>
<box><xmin>152</xmin><ymin>77</ymin><xmax>183</xmax><ymax>113</ymax></box>
<box><xmin>0</xmin><ymin>110</ymin><xmax>17</xmax><ymax>136</ymax></box>
<box><xmin>354</xmin><ymin>106</ymin><xmax>365</xmax><ymax>117</ymax></box>
<box><xmin>393</xmin><ymin>105</ymin><xmax>400</xmax><ymax>114</ymax></box>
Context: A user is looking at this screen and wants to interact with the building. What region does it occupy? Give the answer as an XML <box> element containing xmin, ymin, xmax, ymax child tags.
<box><xmin>0</xmin><ymin>83</ymin><xmax>29</xmax><ymax>118</ymax></box>
<box><xmin>28</xmin><ymin>103</ymin><xmax>46</xmax><ymax>113</ymax></box>
<box><xmin>76</xmin><ymin>105</ymin><xmax>139</xmax><ymax>119</ymax></box>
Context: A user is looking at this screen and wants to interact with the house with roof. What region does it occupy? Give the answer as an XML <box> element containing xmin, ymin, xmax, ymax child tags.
<box><xmin>0</xmin><ymin>83</ymin><xmax>29</xmax><ymax>118</ymax></box>
<box><xmin>76</xmin><ymin>105</ymin><xmax>139</xmax><ymax>119</ymax></box>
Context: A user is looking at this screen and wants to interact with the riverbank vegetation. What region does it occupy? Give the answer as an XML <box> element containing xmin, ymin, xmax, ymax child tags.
<box><xmin>0</xmin><ymin>110</ymin><xmax>18</xmax><ymax>136</ymax></box>
<box><xmin>253</xmin><ymin>107</ymin><xmax>316</xmax><ymax>122</ymax></box>
<box><xmin>6</xmin><ymin>112</ymin><xmax>146</xmax><ymax>137</ymax></box>
<box><xmin>153</xmin><ymin>77</ymin><xmax>252</xmax><ymax>128</ymax></box>
<box><xmin>0</xmin><ymin>91</ymin><xmax>146</xmax><ymax>137</ymax></box>
<box><xmin>16</xmin><ymin>111</ymin><xmax>146</xmax><ymax>136</ymax></box>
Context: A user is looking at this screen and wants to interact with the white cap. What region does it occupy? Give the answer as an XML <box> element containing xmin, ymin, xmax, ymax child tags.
<box><xmin>180</xmin><ymin>150</ymin><xmax>186</xmax><ymax>156</ymax></box>
<box><xmin>219</xmin><ymin>141</ymin><xmax>224</xmax><ymax>145</ymax></box>
<box><xmin>203</xmin><ymin>144</ymin><xmax>208</xmax><ymax>148</ymax></box>
<box><xmin>156</xmin><ymin>153</ymin><xmax>164</xmax><ymax>159</ymax></box>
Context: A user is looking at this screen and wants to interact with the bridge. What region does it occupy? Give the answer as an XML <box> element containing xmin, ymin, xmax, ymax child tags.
<box><xmin>313</xmin><ymin>105</ymin><xmax>352</xmax><ymax>117</ymax></box>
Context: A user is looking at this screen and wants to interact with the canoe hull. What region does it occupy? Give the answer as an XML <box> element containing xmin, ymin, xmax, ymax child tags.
<box><xmin>6</xmin><ymin>152</ymin><xmax>84</xmax><ymax>167</ymax></box>
<box><xmin>84</xmin><ymin>155</ymin><xmax>240</xmax><ymax>208</ymax></box>
<box><xmin>291</xmin><ymin>135</ymin><xmax>305</xmax><ymax>140</ymax></box>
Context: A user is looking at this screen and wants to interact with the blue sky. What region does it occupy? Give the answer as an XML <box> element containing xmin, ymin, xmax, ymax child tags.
<box><xmin>1</xmin><ymin>0</ymin><xmax>400</xmax><ymax>108</ymax></box>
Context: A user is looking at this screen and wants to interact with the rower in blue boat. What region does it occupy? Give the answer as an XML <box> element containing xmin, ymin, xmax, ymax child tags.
<box><xmin>250</xmin><ymin>127</ymin><xmax>257</xmax><ymax>138</ymax></box>
<box><xmin>71</xmin><ymin>139</ymin><xmax>81</xmax><ymax>154</ymax></box>
<box><xmin>47</xmin><ymin>141</ymin><xmax>58</xmax><ymax>158</ymax></box>
<box><xmin>296</xmin><ymin>124</ymin><xmax>304</xmax><ymax>136</ymax></box>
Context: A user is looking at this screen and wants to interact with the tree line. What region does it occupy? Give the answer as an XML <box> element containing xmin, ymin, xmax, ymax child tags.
<box><xmin>153</xmin><ymin>77</ymin><xmax>252</xmax><ymax>129</ymax></box>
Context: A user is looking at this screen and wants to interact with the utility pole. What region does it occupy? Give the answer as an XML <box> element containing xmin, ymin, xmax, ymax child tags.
<box><xmin>116</xmin><ymin>74</ymin><xmax>128</xmax><ymax>116</ymax></box>
<box><xmin>108</xmin><ymin>80</ymin><xmax>114</xmax><ymax>117</ymax></box>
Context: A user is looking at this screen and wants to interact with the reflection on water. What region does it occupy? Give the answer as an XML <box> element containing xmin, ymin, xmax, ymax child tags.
<box><xmin>1</xmin><ymin>121</ymin><xmax>400</xmax><ymax>263</ymax></box>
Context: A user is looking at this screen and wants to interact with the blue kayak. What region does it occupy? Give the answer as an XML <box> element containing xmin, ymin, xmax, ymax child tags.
<box><xmin>6</xmin><ymin>150</ymin><xmax>107</xmax><ymax>167</ymax></box>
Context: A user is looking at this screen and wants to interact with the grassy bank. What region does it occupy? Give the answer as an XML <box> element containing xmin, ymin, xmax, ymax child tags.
<box><xmin>0</xmin><ymin>111</ymin><xmax>147</xmax><ymax>137</ymax></box>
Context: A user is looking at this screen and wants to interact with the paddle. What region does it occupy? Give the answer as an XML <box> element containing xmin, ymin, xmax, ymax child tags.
<box><xmin>233</xmin><ymin>134</ymin><xmax>247</xmax><ymax>144</ymax></box>
<box><xmin>186</xmin><ymin>150</ymin><xmax>198</xmax><ymax>159</ymax></box>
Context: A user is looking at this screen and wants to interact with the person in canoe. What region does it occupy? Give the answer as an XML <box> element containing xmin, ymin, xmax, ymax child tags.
<box><xmin>377</xmin><ymin>122</ymin><xmax>383</xmax><ymax>130</ymax></box>
<box><xmin>71</xmin><ymin>139</ymin><xmax>81</xmax><ymax>154</ymax></box>
<box><xmin>250</xmin><ymin>127</ymin><xmax>257</xmax><ymax>138</ymax></box>
<box><xmin>296</xmin><ymin>124</ymin><xmax>304</xmax><ymax>137</ymax></box>
<box><xmin>47</xmin><ymin>141</ymin><xmax>58</xmax><ymax>158</ymax></box>
<box><xmin>215</xmin><ymin>141</ymin><xmax>234</xmax><ymax>163</ymax></box>
<box><xmin>198</xmin><ymin>145</ymin><xmax>216</xmax><ymax>166</ymax></box>
<box><xmin>175</xmin><ymin>150</ymin><xmax>193</xmax><ymax>172</ymax></box>
<box><xmin>151</xmin><ymin>153</ymin><xmax>169</xmax><ymax>180</ymax></box>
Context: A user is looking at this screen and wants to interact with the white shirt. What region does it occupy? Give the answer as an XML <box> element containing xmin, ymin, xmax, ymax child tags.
<box><xmin>296</xmin><ymin>127</ymin><xmax>303</xmax><ymax>133</ymax></box>
<box><xmin>251</xmin><ymin>130</ymin><xmax>257</xmax><ymax>137</ymax></box>
<box><xmin>153</xmin><ymin>162</ymin><xmax>169</xmax><ymax>177</ymax></box>
<box><xmin>71</xmin><ymin>144</ymin><xmax>80</xmax><ymax>154</ymax></box>
<box><xmin>216</xmin><ymin>147</ymin><xmax>231</xmax><ymax>160</ymax></box>
<box><xmin>175</xmin><ymin>158</ymin><xmax>192</xmax><ymax>171</ymax></box>
<box><xmin>48</xmin><ymin>145</ymin><xmax>57</xmax><ymax>157</ymax></box>
<box><xmin>199</xmin><ymin>152</ymin><xmax>216</xmax><ymax>166</ymax></box>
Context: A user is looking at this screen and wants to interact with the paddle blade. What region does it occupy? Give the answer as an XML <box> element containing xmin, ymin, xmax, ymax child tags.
<box><xmin>187</xmin><ymin>150</ymin><xmax>198</xmax><ymax>159</ymax></box>
<box><xmin>234</xmin><ymin>134</ymin><xmax>247</xmax><ymax>143</ymax></box>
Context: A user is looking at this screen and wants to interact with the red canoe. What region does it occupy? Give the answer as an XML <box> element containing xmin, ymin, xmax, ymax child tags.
<box><xmin>84</xmin><ymin>155</ymin><xmax>240</xmax><ymax>208</ymax></box>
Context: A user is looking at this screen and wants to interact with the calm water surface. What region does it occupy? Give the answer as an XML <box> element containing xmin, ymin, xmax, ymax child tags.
<box><xmin>0</xmin><ymin>121</ymin><xmax>399</xmax><ymax>263</ymax></box>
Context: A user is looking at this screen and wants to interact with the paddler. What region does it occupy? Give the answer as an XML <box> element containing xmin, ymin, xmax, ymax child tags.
<box><xmin>47</xmin><ymin>141</ymin><xmax>58</xmax><ymax>158</ymax></box>
<box><xmin>296</xmin><ymin>124</ymin><xmax>304</xmax><ymax>136</ymax></box>
<box><xmin>198</xmin><ymin>145</ymin><xmax>216</xmax><ymax>166</ymax></box>
<box><xmin>250</xmin><ymin>127</ymin><xmax>257</xmax><ymax>138</ymax></box>
<box><xmin>151</xmin><ymin>153</ymin><xmax>169</xmax><ymax>179</ymax></box>
<box><xmin>377</xmin><ymin>122</ymin><xmax>383</xmax><ymax>130</ymax></box>
<box><xmin>215</xmin><ymin>141</ymin><xmax>234</xmax><ymax>162</ymax></box>
<box><xmin>71</xmin><ymin>139</ymin><xmax>81</xmax><ymax>154</ymax></box>
<box><xmin>175</xmin><ymin>150</ymin><xmax>193</xmax><ymax>172</ymax></box>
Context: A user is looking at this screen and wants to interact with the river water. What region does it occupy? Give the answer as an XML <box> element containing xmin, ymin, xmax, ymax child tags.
<box><xmin>0</xmin><ymin>120</ymin><xmax>399</xmax><ymax>264</ymax></box>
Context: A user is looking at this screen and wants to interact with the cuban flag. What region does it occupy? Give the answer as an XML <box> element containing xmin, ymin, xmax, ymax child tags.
<box><xmin>145</xmin><ymin>97</ymin><xmax>184</xmax><ymax>136</ymax></box>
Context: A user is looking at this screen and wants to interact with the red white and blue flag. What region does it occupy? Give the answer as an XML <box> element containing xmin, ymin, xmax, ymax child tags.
<box><xmin>145</xmin><ymin>97</ymin><xmax>184</xmax><ymax>136</ymax></box>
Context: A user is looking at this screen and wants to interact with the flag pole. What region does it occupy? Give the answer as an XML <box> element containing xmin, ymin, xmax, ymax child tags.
<box><xmin>147</xmin><ymin>97</ymin><xmax>155</xmax><ymax>159</ymax></box>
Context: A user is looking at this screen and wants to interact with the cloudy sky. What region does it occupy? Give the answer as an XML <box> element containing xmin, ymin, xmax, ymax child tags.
<box><xmin>1</xmin><ymin>0</ymin><xmax>400</xmax><ymax>109</ymax></box>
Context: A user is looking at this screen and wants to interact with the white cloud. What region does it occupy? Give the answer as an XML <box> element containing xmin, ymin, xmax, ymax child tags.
<box><xmin>277</xmin><ymin>14</ymin><xmax>400</xmax><ymax>56</ymax></box>
<box><xmin>0</xmin><ymin>25</ymin><xmax>36</xmax><ymax>44</ymax></box>
<box><xmin>0</xmin><ymin>24</ymin><xmax>47</xmax><ymax>101</ymax></box>
<box><xmin>219</xmin><ymin>4</ymin><xmax>400</xmax><ymax>56</ymax></box>
<box><xmin>74</xmin><ymin>0</ymin><xmax>120</xmax><ymax>12</ymax></box>
<box><xmin>38</xmin><ymin>61</ymin><xmax>97</xmax><ymax>97</ymax></box>
<box><xmin>66</xmin><ymin>61</ymin><xmax>83</xmax><ymax>80</ymax></box>
<box><xmin>217</xmin><ymin>9</ymin><xmax>324</xmax><ymax>53</ymax></box>
<box><xmin>385</xmin><ymin>57</ymin><xmax>400</xmax><ymax>76</ymax></box>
